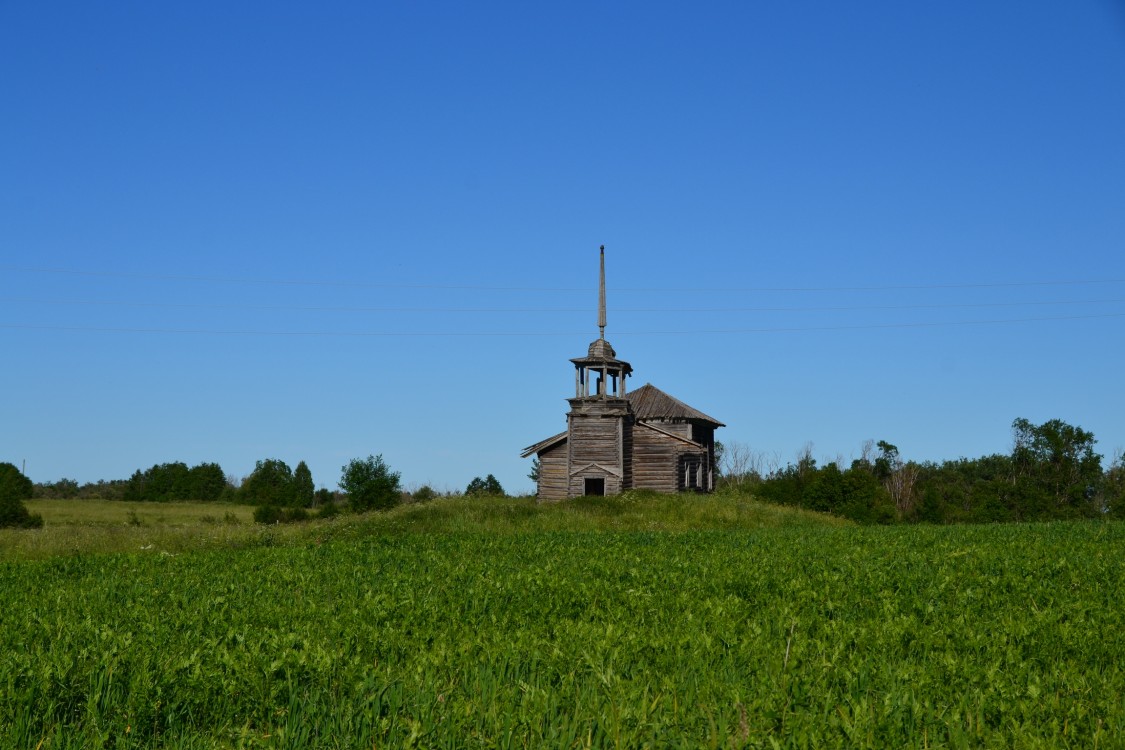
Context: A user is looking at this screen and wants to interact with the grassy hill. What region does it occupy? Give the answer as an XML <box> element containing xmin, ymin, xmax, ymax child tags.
<box><xmin>7</xmin><ymin>491</ymin><xmax>844</xmax><ymax>561</ymax></box>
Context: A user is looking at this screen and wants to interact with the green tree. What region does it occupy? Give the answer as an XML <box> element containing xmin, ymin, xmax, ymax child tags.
<box><xmin>340</xmin><ymin>455</ymin><xmax>401</xmax><ymax>512</ymax></box>
<box><xmin>804</xmin><ymin>462</ymin><xmax>844</xmax><ymax>513</ymax></box>
<box><xmin>527</xmin><ymin>458</ymin><xmax>540</xmax><ymax>483</ymax></box>
<box><xmin>189</xmin><ymin>463</ymin><xmax>227</xmax><ymax>501</ymax></box>
<box><xmin>873</xmin><ymin>441</ymin><xmax>899</xmax><ymax>481</ymax></box>
<box><xmin>33</xmin><ymin>478</ymin><xmax>79</xmax><ymax>499</ymax></box>
<box><xmin>0</xmin><ymin>462</ymin><xmax>43</xmax><ymax>529</ymax></box>
<box><xmin>293</xmin><ymin>461</ymin><xmax>315</xmax><ymax>508</ymax></box>
<box><xmin>466</xmin><ymin>474</ymin><xmax>504</xmax><ymax>496</ymax></box>
<box><xmin>1106</xmin><ymin>451</ymin><xmax>1125</xmax><ymax>518</ymax></box>
<box><xmin>123</xmin><ymin>468</ymin><xmax>148</xmax><ymax>502</ymax></box>
<box><xmin>241</xmin><ymin>459</ymin><xmax>296</xmax><ymax>506</ymax></box>
<box><xmin>142</xmin><ymin>462</ymin><xmax>191</xmax><ymax>501</ymax></box>
<box><xmin>1011</xmin><ymin>417</ymin><xmax>1103</xmax><ymax>517</ymax></box>
<box><xmin>871</xmin><ymin>441</ymin><xmax>919</xmax><ymax>520</ymax></box>
<box><xmin>840</xmin><ymin>464</ymin><xmax>895</xmax><ymax>524</ymax></box>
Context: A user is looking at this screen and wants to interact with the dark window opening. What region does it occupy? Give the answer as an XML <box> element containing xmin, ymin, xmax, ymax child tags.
<box><xmin>584</xmin><ymin>478</ymin><xmax>605</xmax><ymax>496</ymax></box>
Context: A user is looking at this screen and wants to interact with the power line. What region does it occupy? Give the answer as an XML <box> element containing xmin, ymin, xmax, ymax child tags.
<box><xmin>4</xmin><ymin>265</ymin><xmax>585</xmax><ymax>292</ymax></box>
<box><xmin>4</xmin><ymin>265</ymin><xmax>1125</xmax><ymax>293</ymax></box>
<box><xmin>2</xmin><ymin>297</ymin><xmax>1125</xmax><ymax>314</ymax></box>
<box><xmin>3</xmin><ymin>312</ymin><xmax>1123</xmax><ymax>337</ymax></box>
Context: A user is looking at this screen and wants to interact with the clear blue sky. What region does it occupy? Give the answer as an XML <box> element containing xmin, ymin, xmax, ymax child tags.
<box><xmin>3</xmin><ymin>2</ymin><xmax>1124</xmax><ymax>494</ymax></box>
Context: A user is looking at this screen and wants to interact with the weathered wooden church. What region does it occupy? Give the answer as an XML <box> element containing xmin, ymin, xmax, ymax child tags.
<box><xmin>521</xmin><ymin>248</ymin><xmax>724</xmax><ymax>500</ymax></box>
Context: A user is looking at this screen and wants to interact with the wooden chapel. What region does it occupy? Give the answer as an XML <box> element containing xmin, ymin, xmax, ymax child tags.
<box><xmin>521</xmin><ymin>247</ymin><xmax>724</xmax><ymax>500</ymax></box>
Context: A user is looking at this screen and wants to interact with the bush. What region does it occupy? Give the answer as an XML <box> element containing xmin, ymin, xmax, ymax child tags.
<box><xmin>253</xmin><ymin>505</ymin><xmax>283</xmax><ymax>524</ymax></box>
<box><xmin>340</xmin><ymin>455</ymin><xmax>401</xmax><ymax>512</ymax></box>
<box><xmin>253</xmin><ymin>505</ymin><xmax>311</xmax><ymax>524</ymax></box>
<box><xmin>285</xmin><ymin>507</ymin><xmax>310</xmax><ymax>523</ymax></box>
<box><xmin>316</xmin><ymin>502</ymin><xmax>341</xmax><ymax>519</ymax></box>
<box><xmin>466</xmin><ymin>474</ymin><xmax>504</xmax><ymax>497</ymax></box>
<box><xmin>412</xmin><ymin>485</ymin><xmax>437</xmax><ymax>503</ymax></box>
<box><xmin>0</xmin><ymin>462</ymin><xmax>43</xmax><ymax>529</ymax></box>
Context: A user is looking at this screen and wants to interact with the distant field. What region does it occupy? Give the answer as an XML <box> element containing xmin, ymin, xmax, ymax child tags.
<box><xmin>4</xmin><ymin>492</ymin><xmax>844</xmax><ymax>561</ymax></box>
<box><xmin>4</xmin><ymin>499</ymin><xmax>258</xmax><ymax>562</ymax></box>
<box><xmin>1</xmin><ymin>497</ymin><xmax>1121</xmax><ymax>748</ymax></box>
<box><xmin>26</xmin><ymin>498</ymin><xmax>256</xmax><ymax>526</ymax></box>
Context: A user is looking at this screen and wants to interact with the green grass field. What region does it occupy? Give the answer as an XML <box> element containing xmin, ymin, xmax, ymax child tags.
<box><xmin>1</xmin><ymin>495</ymin><xmax>1122</xmax><ymax>748</ymax></box>
<box><xmin>2</xmin><ymin>499</ymin><xmax>258</xmax><ymax>562</ymax></box>
<box><xmin>23</xmin><ymin>498</ymin><xmax>256</xmax><ymax>526</ymax></box>
<box><xmin>5</xmin><ymin>493</ymin><xmax>843</xmax><ymax>561</ymax></box>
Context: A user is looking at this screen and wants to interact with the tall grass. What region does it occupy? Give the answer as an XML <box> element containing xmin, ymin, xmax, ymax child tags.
<box><xmin>2</xmin><ymin>500</ymin><xmax>257</xmax><ymax>562</ymax></box>
<box><xmin>337</xmin><ymin>489</ymin><xmax>848</xmax><ymax>535</ymax></box>
<box><xmin>4</xmin><ymin>492</ymin><xmax>843</xmax><ymax>561</ymax></box>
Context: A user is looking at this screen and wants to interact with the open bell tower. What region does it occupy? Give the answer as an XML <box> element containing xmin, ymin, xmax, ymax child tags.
<box><xmin>564</xmin><ymin>246</ymin><xmax>634</xmax><ymax>496</ymax></box>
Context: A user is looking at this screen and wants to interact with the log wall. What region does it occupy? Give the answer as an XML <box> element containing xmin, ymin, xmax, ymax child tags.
<box><xmin>631</xmin><ymin>426</ymin><xmax>683</xmax><ymax>493</ymax></box>
<box><xmin>568</xmin><ymin>466</ymin><xmax>623</xmax><ymax>497</ymax></box>
<box><xmin>568</xmin><ymin>416</ymin><xmax>622</xmax><ymax>468</ymax></box>
<box><xmin>537</xmin><ymin>443</ymin><xmax>569</xmax><ymax>501</ymax></box>
<box><xmin>531</xmin><ymin>399</ymin><xmax>721</xmax><ymax>499</ymax></box>
<box><xmin>647</xmin><ymin>420</ymin><xmax>693</xmax><ymax>438</ymax></box>
<box><xmin>565</xmin><ymin>397</ymin><xmax>629</xmax><ymax>496</ymax></box>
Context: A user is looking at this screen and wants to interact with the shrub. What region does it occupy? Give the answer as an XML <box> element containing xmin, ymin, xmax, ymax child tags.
<box><xmin>466</xmin><ymin>474</ymin><xmax>504</xmax><ymax>497</ymax></box>
<box><xmin>340</xmin><ymin>455</ymin><xmax>401</xmax><ymax>512</ymax></box>
<box><xmin>285</xmin><ymin>507</ymin><xmax>310</xmax><ymax>523</ymax></box>
<box><xmin>253</xmin><ymin>505</ymin><xmax>283</xmax><ymax>524</ymax></box>
<box><xmin>253</xmin><ymin>505</ymin><xmax>311</xmax><ymax>524</ymax></box>
<box><xmin>0</xmin><ymin>462</ymin><xmax>43</xmax><ymax>529</ymax></box>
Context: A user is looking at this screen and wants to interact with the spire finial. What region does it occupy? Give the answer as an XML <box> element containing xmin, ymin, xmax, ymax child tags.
<box><xmin>598</xmin><ymin>245</ymin><xmax>606</xmax><ymax>339</ymax></box>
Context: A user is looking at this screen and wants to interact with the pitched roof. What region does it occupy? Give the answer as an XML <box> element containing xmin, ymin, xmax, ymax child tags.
<box><xmin>626</xmin><ymin>383</ymin><xmax>724</xmax><ymax>427</ymax></box>
<box><xmin>520</xmin><ymin>384</ymin><xmax>723</xmax><ymax>457</ymax></box>
<box><xmin>520</xmin><ymin>430</ymin><xmax>567</xmax><ymax>458</ymax></box>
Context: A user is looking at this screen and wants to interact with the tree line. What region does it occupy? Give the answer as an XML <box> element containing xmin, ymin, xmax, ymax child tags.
<box><xmin>11</xmin><ymin>454</ymin><xmax>510</xmax><ymax>528</ymax></box>
<box><xmin>32</xmin><ymin>464</ymin><xmax>507</xmax><ymax>505</ymax></box>
<box><xmin>720</xmin><ymin>417</ymin><xmax>1125</xmax><ymax>524</ymax></box>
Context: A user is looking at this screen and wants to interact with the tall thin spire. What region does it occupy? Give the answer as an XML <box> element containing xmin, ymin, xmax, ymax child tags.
<box><xmin>598</xmin><ymin>245</ymin><xmax>606</xmax><ymax>340</ymax></box>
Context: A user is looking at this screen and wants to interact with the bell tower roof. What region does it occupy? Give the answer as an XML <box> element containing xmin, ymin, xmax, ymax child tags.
<box><xmin>570</xmin><ymin>246</ymin><xmax>632</xmax><ymax>397</ymax></box>
<box><xmin>587</xmin><ymin>337</ymin><xmax>616</xmax><ymax>359</ymax></box>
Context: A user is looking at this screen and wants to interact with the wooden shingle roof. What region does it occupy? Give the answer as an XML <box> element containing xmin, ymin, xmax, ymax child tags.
<box><xmin>520</xmin><ymin>430</ymin><xmax>567</xmax><ymax>458</ymax></box>
<box><xmin>626</xmin><ymin>383</ymin><xmax>725</xmax><ymax>427</ymax></box>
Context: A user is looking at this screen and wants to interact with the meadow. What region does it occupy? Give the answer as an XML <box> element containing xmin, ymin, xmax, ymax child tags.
<box><xmin>4</xmin><ymin>493</ymin><xmax>841</xmax><ymax>561</ymax></box>
<box><xmin>1</xmin><ymin>495</ymin><xmax>1122</xmax><ymax>748</ymax></box>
